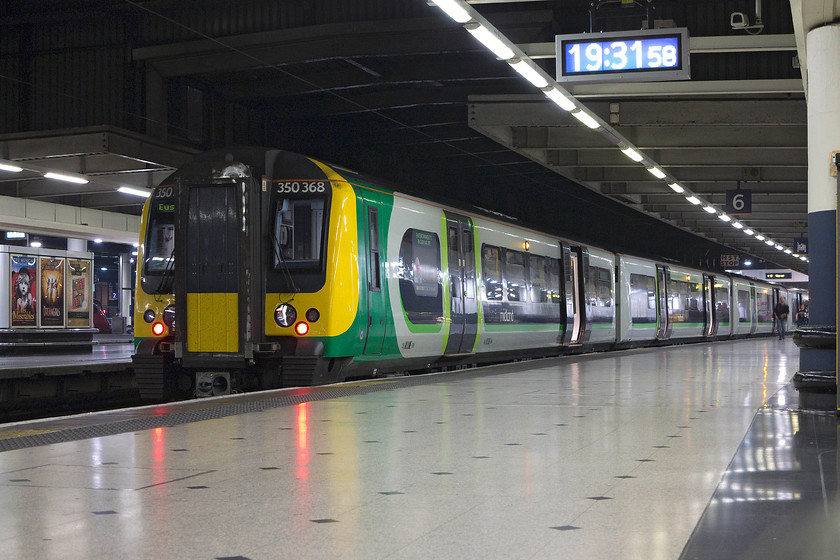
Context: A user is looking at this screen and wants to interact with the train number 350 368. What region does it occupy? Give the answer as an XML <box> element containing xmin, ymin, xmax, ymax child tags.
<box><xmin>276</xmin><ymin>181</ymin><xmax>327</xmax><ymax>194</ymax></box>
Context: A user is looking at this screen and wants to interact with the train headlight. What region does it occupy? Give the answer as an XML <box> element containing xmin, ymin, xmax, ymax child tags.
<box><xmin>305</xmin><ymin>308</ymin><xmax>320</xmax><ymax>322</ymax></box>
<box><xmin>274</xmin><ymin>303</ymin><xmax>297</xmax><ymax>328</ymax></box>
<box><xmin>143</xmin><ymin>309</ymin><xmax>156</xmax><ymax>323</ymax></box>
<box><xmin>152</xmin><ymin>322</ymin><xmax>165</xmax><ymax>336</ymax></box>
<box><xmin>295</xmin><ymin>322</ymin><xmax>310</xmax><ymax>336</ymax></box>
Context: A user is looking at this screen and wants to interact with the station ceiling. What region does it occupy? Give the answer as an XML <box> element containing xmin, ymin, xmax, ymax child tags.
<box><xmin>0</xmin><ymin>0</ymin><xmax>832</xmax><ymax>274</ymax></box>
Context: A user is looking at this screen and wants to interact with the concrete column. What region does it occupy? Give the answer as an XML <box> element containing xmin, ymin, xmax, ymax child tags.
<box><xmin>800</xmin><ymin>25</ymin><xmax>839</xmax><ymax>397</ymax></box>
<box><xmin>67</xmin><ymin>238</ymin><xmax>87</xmax><ymax>252</ymax></box>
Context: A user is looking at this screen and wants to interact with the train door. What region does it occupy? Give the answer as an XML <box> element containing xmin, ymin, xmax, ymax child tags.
<box><xmin>559</xmin><ymin>244</ymin><xmax>575</xmax><ymax>345</ymax></box>
<box><xmin>703</xmin><ymin>274</ymin><xmax>717</xmax><ymax>336</ymax></box>
<box><xmin>656</xmin><ymin>265</ymin><xmax>671</xmax><ymax>339</ymax></box>
<box><xmin>444</xmin><ymin>212</ymin><xmax>478</xmax><ymax>354</ymax></box>
<box><xmin>569</xmin><ymin>252</ymin><xmax>584</xmax><ymax>343</ymax></box>
<box><xmin>179</xmin><ymin>182</ymin><xmax>244</xmax><ymax>355</ymax></box>
<box><xmin>749</xmin><ymin>285</ymin><xmax>758</xmax><ymax>334</ymax></box>
<box><xmin>363</xmin><ymin>204</ymin><xmax>386</xmax><ymax>355</ymax></box>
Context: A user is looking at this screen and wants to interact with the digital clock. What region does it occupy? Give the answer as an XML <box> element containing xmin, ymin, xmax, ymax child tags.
<box><xmin>555</xmin><ymin>28</ymin><xmax>690</xmax><ymax>84</ymax></box>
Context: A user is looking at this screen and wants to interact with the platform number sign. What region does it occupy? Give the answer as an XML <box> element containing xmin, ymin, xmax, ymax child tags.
<box><xmin>720</xmin><ymin>254</ymin><xmax>740</xmax><ymax>268</ymax></box>
<box><xmin>726</xmin><ymin>189</ymin><xmax>752</xmax><ymax>215</ymax></box>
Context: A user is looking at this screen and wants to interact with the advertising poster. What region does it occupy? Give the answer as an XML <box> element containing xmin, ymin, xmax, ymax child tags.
<box><xmin>67</xmin><ymin>259</ymin><xmax>91</xmax><ymax>327</ymax></box>
<box><xmin>40</xmin><ymin>257</ymin><xmax>65</xmax><ymax>327</ymax></box>
<box><xmin>10</xmin><ymin>255</ymin><xmax>37</xmax><ymax>327</ymax></box>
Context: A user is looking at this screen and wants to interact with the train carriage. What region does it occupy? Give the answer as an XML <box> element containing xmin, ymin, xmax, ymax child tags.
<box><xmin>133</xmin><ymin>147</ymin><xmax>800</xmax><ymax>400</ymax></box>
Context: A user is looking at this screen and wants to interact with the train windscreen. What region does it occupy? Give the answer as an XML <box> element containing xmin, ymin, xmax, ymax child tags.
<box><xmin>272</xmin><ymin>197</ymin><xmax>326</xmax><ymax>269</ymax></box>
<box><xmin>142</xmin><ymin>187</ymin><xmax>175</xmax><ymax>294</ymax></box>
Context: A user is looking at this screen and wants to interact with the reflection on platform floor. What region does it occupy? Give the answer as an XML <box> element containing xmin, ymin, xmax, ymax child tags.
<box><xmin>0</xmin><ymin>338</ymin><xmax>822</xmax><ymax>560</ymax></box>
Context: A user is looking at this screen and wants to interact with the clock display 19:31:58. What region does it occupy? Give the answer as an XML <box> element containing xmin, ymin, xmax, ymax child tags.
<box><xmin>564</xmin><ymin>36</ymin><xmax>680</xmax><ymax>74</ymax></box>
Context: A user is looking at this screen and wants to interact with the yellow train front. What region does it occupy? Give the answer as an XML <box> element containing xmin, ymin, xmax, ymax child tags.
<box><xmin>133</xmin><ymin>147</ymin><xmax>388</xmax><ymax>399</ymax></box>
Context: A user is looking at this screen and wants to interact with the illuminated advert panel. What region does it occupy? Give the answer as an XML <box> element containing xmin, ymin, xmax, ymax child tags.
<box><xmin>556</xmin><ymin>28</ymin><xmax>690</xmax><ymax>84</ymax></box>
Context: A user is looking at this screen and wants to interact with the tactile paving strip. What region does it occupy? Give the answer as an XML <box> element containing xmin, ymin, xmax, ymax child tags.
<box><xmin>0</xmin><ymin>367</ymin><xmax>493</xmax><ymax>452</ymax></box>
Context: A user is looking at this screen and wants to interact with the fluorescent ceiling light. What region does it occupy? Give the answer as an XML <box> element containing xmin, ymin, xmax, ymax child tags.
<box><xmin>543</xmin><ymin>88</ymin><xmax>576</xmax><ymax>112</ymax></box>
<box><xmin>743</xmin><ymin>228</ymin><xmax>754</xmax><ymax>235</ymax></box>
<box><xmin>703</xmin><ymin>205</ymin><xmax>717</xmax><ymax>213</ymax></box>
<box><xmin>801</xmin><ymin>256</ymin><xmax>807</xmax><ymax>261</ymax></box>
<box><xmin>431</xmin><ymin>0</ymin><xmax>472</xmax><ymax>23</ymax></box>
<box><xmin>775</xmin><ymin>244</ymin><xmax>784</xmax><ymax>251</ymax></box>
<box><xmin>668</xmin><ymin>182</ymin><xmax>684</xmax><ymax>193</ymax></box>
<box><xmin>732</xmin><ymin>222</ymin><xmax>744</xmax><ymax>229</ymax></box>
<box><xmin>30</xmin><ymin>241</ymin><xmax>42</xmax><ymax>248</ymax></box>
<box><xmin>94</xmin><ymin>238</ymin><xmax>103</xmax><ymax>243</ymax></box>
<box><xmin>765</xmin><ymin>239</ymin><xmax>775</xmax><ymax>246</ymax></box>
<box><xmin>0</xmin><ymin>163</ymin><xmax>23</xmax><ymax>173</ymax></box>
<box><xmin>571</xmin><ymin>110</ymin><xmax>600</xmax><ymax>129</ymax></box>
<box><xmin>647</xmin><ymin>167</ymin><xmax>666</xmax><ymax>179</ymax></box>
<box><xmin>509</xmin><ymin>59</ymin><xmax>548</xmax><ymax>88</ymax></box>
<box><xmin>755</xmin><ymin>235</ymin><xmax>765</xmax><ymax>241</ymax></box>
<box><xmin>621</xmin><ymin>147</ymin><xmax>644</xmax><ymax>162</ymax></box>
<box><xmin>44</xmin><ymin>171</ymin><xmax>88</xmax><ymax>184</ymax></box>
<box><xmin>784</xmin><ymin>249</ymin><xmax>792</xmax><ymax>254</ymax></box>
<box><xmin>718</xmin><ymin>214</ymin><xmax>732</xmax><ymax>222</ymax></box>
<box><xmin>118</xmin><ymin>186</ymin><xmax>152</xmax><ymax>198</ymax></box>
<box><xmin>685</xmin><ymin>195</ymin><xmax>701</xmax><ymax>205</ymax></box>
<box><xmin>466</xmin><ymin>24</ymin><xmax>515</xmax><ymax>60</ymax></box>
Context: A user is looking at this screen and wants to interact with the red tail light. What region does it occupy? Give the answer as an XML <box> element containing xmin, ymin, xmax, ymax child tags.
<box><xmin>294</xmin><ymin>322</ymin><xmax>309</xmax><ymax>336</ymax></box>
<box><xmin>152</xmin><ymin>322</ymin><xmax>165</xmax><ymax>336</ymax></box>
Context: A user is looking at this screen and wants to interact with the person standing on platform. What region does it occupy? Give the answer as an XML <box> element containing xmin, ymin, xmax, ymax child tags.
<box><xmin>774</xmin><ymin>297</ymin><xmax>790</xmax><ymax>340</ymax></box>
<box><xmin>796</xmin><ymin>304</ymin><xmax>808</xmax><ymax>327</ymax></box>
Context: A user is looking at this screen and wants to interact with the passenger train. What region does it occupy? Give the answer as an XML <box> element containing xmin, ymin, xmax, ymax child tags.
<box><xmin>132</xmin><ymin>147</ymin><xmax>805</xmax><ymax>399</ymax></box>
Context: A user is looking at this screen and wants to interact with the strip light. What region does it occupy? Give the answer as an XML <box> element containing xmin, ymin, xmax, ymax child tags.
<box><xmin>621</xmin><ymin>147</ymin><xmax>644</xmax><ymax>162</ymax></box>
<box><xmin>718</xmin><ymin>214</ymin><xmax>732</xmax><ymax>222</ymax></box>
<box><xmin>755</xmin><ymin>235</ymin><xmax>765</xmax><ymax>241</ymax></box>
<box><xmin>765</xmin><ymin>239</ymin><xmax>775</xmax><ymax>246</ymax></box>
<box><xmin>118</xmin><ymin>186</ymin><xmax>153</xmax><ymax>198</ymax></box>
<box><xmin>44</xmin><ymin>171</ymin><xmax>88</xmax><ymax>184</ymax></box>
<box><xmin>732</xmin><ymin>222</ymin><xmax>744</xmax><ymax>229</ymax></box>
<box><xmin>685</xmin><ymin>195</ymin><xmax>701</xmax><ymax>205</ymax></box>
<box><xmin>466</xmin><ymin>24</ymin><xmax>515</xmax><ymax>60</ymax></box>
<box><xmin>668</xmin><ymin>182</ymin><xmax>684</xmax><ymax>193</ymax></box>
<box><xmin>509</xmin><ymin>59</ymin><xmax>548</xmax><ymax>88</ymax></box>
<box><xmin>703</xmin><ymin>205</ymin><xmax>717</xmax><ymax>214</ymax></box>
<box><xmin>543</xmin><ymin>88</ymin><xmax>576</xmax><ymax>112</ymax></box>
<box><xmin>571</xmin><ymin>110</ymin><xmax>600</xmax><ymax>129</ymax></box>
<box><xmin>0</xmin><ymin>163</ymin><xmax>23</xmax><ymax>173</ymax></box>
<box><xmin>647</xmin><ymin>167</ymin><xmax>666</xmax><ymax>179</ymax></box>
<box><xmin>430</xmin><ymin>0</ymin><xmax>472</xmax><ymax>23</ymax></box>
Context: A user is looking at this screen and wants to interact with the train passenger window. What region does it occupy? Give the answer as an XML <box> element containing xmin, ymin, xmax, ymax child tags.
<box><xmin>668</xmin><ymin>278</ymin><xmax>691</xmax><ymax>324</ymax></box>
<box><xmin>547</xmin><ymin>258</ymin><xmax>561</xmax><ymax>304</ymax></box>
<box><xmin>481</xmin><ymin>245</ymin><xmax>503</xmax><ymax>301</ymax></box>
<box><xmin>629</xmin><ymin>273</ymin><xmax>657</xmax><ymax>325</ymax></box>
<box><xmin>529</xmin><ymin>255</ymin><xmax>548</xmax><ymax>302</ymax></box>
<box><xmin>505</xmin><ymin>250</ymin><xmax>526</xmax><ymax>302</ymax></box>
<box><xmin>588</xmin><ymin>266</ymin><xmax>612</xmax><ymax>307</ymax></box>
<box><xmin>756</xmin><ymin>290</ymin><xmax>773</xmax><ymax>323</ymax></box>
<box><xmin>368</xmin><ymin>207</ymin><xmax>381</xmax><ymax>292</ymax></box>
<box><xmin>737</xmin><ymin>290</ymin><xmax>751</xmax><ymax>323</ymax></box>
<box><xmin>714</xmin><ymin>283</ymin><xmax>730</xmax><ymax>325</ymax></box>
<box><xmin>273</xmin><ymin>198</ymin><xmax>325</xmax><ymax>267</ymax></box>
<box><xmin>397</xmin><ymin>229</ymin><xmax>442</xmax><ymax>324</ymax></box>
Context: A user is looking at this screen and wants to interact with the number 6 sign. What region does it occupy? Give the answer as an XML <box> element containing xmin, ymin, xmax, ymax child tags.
<box><xmin>726</xmin><ymin>189</ymin><xmax>752</xmax><ymax>215</ymax></box>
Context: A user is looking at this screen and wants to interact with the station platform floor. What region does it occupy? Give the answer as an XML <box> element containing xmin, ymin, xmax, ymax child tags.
<box><xmin>0</xmin><ymin>337</ymin><xmax>836</xmax><ymax>560</ymax></box>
